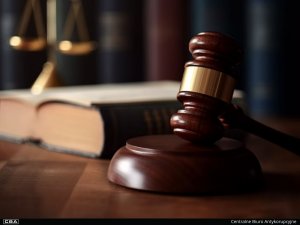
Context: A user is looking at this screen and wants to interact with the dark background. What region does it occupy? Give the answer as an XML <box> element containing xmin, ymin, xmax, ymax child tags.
<box><xmin>0</xmin><ymin>0</ymin><xmax>299</xmax><ymax>117</ymax></box>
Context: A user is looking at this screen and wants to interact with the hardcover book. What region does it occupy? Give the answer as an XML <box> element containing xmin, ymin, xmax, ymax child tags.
<box><xmin>245</xmin><ymin>0</ymin><xmax>284</xmax><ymax>116</ymax></box>
<box><xmin>0</xmin><ymin>81</ymin><xmax>246</xmax><ymax>159</ymax></box>
<box><xmin>97</xmin><ymin>0</ymin><xmax>144</xmax><ymax>83</ymax></box>
<box><xmin>0</xmin><ymin>81</ymin><xmax>181</xmax><ymax>158</ymax></box>
<box><xmin>145</xmin><ymin>0</ymin><xmax>187</xmax><ymax>81</ymax></box>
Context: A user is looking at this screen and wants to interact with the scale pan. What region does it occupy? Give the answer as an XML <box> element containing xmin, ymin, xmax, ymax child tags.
<box><xmin>58</xmin><ymin>40</ymin><xmax>97</xmax><ymax>55</ymax></box>
<box><xmin>10</xmin><ymin>36</ymin><xmax>46</xmax><ymax>51</ymax></box>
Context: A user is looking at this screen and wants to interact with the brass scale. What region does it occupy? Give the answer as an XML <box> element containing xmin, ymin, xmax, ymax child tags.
<box><xmin>9</xmin><ymin>0</ymin><xmax>97</xmax><ymax>93</ymax></box>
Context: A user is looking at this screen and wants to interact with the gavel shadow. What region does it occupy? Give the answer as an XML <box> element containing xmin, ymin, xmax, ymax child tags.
<box><xmin>261</xmin><ymin>172</ymin><xmax>300</xmax><ymax>194</ymax></box>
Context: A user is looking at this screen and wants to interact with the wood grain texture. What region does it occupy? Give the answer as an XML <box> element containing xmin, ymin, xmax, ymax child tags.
<box><xmin>0</xmin><ymin>118</ymin><xmax>299</xmax><ymax>218</ymax></box>
<box><xmin>108</xmin><ymin>135</ymin><xmax>262</xmax><ymax>194</ymax></box>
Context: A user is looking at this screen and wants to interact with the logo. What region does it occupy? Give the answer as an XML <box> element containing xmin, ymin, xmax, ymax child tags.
<box><xmin>2</xmin><ymin>219</ymin><xmax>19</xmax><ymax>224</ymax></box>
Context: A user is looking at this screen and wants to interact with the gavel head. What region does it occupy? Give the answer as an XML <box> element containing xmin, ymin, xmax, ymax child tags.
<box><xmin>170</xmin><ymin>32</ymin><xmax>242</xmax><ymax>144</ymax></box>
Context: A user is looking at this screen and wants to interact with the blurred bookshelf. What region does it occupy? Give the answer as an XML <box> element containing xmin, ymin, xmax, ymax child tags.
<box><xmin>0</xmin><ymin>0</ymin><xmax>299</xmax><ymax>117</ymax></box>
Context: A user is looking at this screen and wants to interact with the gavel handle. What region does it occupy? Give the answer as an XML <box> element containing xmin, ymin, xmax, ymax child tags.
<box><xmin>220</xmin><ymin>105</ymin><xmax>300</xmax><ymax>156</ymax></box>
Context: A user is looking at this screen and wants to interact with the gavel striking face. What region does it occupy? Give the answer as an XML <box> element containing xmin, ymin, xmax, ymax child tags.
<box><xmin>170</xmin><ymin>32</ymin><xmax>242</xmax><ymax>144</ymax></box>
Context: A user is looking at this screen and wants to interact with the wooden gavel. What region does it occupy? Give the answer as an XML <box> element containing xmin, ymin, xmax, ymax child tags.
<box><xmin>108</xmin><ymin>32</ymin><xmax>298</xmax><ymax>194</ymax></box>
<box><xmin>170</xmin><ymin>32</ymin><xmax>300</xmax><ymax>156</ymax></box>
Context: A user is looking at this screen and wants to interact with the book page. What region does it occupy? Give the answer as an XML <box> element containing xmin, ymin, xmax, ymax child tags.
<box><xmin>0</xmin><ymin>81</ymin><xmax>181</xmax><ymax>107</ymax></box>
<box><xmin>0</xmin><ymin>81</ymin><xmax>245</xmax><ymax>108</ymax></box>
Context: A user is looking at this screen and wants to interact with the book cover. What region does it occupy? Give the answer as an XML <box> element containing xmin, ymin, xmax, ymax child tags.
<box><xmin>0</xmin><ymin>0</ymin><xmax>47</xmax><ymax>90</ymax></box>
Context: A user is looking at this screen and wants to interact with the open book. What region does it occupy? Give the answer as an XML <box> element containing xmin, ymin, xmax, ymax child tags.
<box><xmin>0</xmin><ymin>81</ymin><xmax>246</xmax><ymax>158</ymax></box>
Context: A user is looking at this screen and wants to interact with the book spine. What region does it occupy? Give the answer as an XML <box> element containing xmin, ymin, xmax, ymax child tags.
<box><xmin>189</xmin><ymin>0</ymin><xmax>246</xmax><ymax>90</ymax></box>
<box><xmin>145</xmin><ymin>0</ymin><xmax>188</xmax><ymax>81</ymax></box>
<box><xmin>245</xmin><ymin>0</ymin><xmax>284</xmax><ymax>116</ymax></box>
<box><xmin>97</xmin><ymin>0</ymin><xmax>144</xmax><ymax>83</ymax></box>
<box><xmin>56</xmin><ymin>0</ymin><xmax>98</xmax><ymax>85</ymax></box>
<box><xmin>95</xmin><ymin>93</ymin><xmax>246</xmax><ymax>159</ymax></box>
<box><xmin>0</xmin><ymin>0</ymin><xmax>47</xmax><ymax>90</ymax></box>
<box><xmin>95</xmin><ymin>101</ymin><xmax>181</xmax><ymax>158</ymax></box>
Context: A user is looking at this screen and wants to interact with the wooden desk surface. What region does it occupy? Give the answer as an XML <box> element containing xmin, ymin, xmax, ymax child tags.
<box><xmin>0</xmin><ymin>118</ymin><xmax>299</xmax><ymax>219</ymax></box>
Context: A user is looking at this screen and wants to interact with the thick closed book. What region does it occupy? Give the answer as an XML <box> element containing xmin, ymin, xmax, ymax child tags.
<box><xmin>0</xmin><ymin>81</ymin><xmax>181</xmax><ymax>158</ymax></box>
<box><xmin>0</xmin><ymin>81</ymin><xmax>246</xmax><ymax>159</ymax></box>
